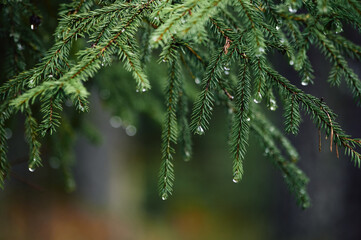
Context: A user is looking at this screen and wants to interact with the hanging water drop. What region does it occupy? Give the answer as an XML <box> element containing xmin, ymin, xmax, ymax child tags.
<box><xmin>232</xmin><ymin>178</ymin><xmax>239</xmax><ymax>183</ymax></box>
<box><xmin>289</xmin><ymin>60</ymin><xmax>294</xmax><ymax>66</ymax></box>
<box><xmin>256</xmin><ymin>46</ymin><xmax>265</xmax><ymax>57</ymax></box>
<box><xmin>195</xmin><ymin>77</ymin><xmax>201</xmax><ymax>85</ymax></box>
<box><xmin>28</xmin><ymin>79</ymin><xmax>35</xmax><ymax>88</ymax></box>
<box><xmin>17</xmin><ymin>43</ymin><xmax>24</xmax><ymax>51</ymax></box>
<box><xmin>28</xmin><ymin>158</ymin><xmax>37</xmax><ymax>172</ymax></box>
<box><xmin>224</xmin><ymin>66</ymin><xmax>230</xmax><ymax>71</ymax></box>
<box><xmin>121</xmin><ymin>28</ymin><xmax>125</xmax><ymax>33</ymax></box>
<box><xmin>264</xmin><ymin>147</ymin><xmax>270</xmax><ymax>156</ymax></box>
<box><xmin>268</xmin><ymin>98</ymin><xmax>277</xmax><ymax>111</ymax></box>
<box><xmin>142</xmin><ymin>88</ymin><xmax>147</xmax><ymax>92</ymax></box>
<box><xmin>79</xmin><ymin>105</ymin><xmax>85</xmax><ymax>112</ymax></box>
<box><xmin>335</xmin><ymin>28</ymin><xmax>343</xmax><ymax>34</ymax></box>
<box><xmin>253</xmin><ymin>91</ymin><xmax>262</xmax><ymax>103</ymax></box>
<box><xmin>161</xmin><ymin>193</ymin><xmax>167</xmax><ymax>200</ymax></box>
<box><xmin>301</xmin><ymin>76</ymin><xmax>310</xmax><ymax>86</ymax></box>
<box><xmin>196</xmin><ymin>126</ymin><xmax>205</xmax><ymax>135</ymax></box>
<box><xmin>276</xmin><ymin>25</ymin><xmax>280</xmax><ymax>31</ymax></box>
<box><xmin>280</xmin><ymin>38</ymin><xmax>285</xmax><ymax>44</ymax></box>
<box><xmin>154</xmin><ymin>17</ymin><xmax>158</xmax><ymax>20</ymax></box>
<box><xmin>246</xmin><ymin>117</ymin><xmax>251</xmax><ymax>122</ymax></box>
<box><xmin>48</xmin><ymin>74</ymin><xmax>53</xmax><ymax>78</ymax></box>
<box><xmin>288</xmin><ymin>7</ymin><xmax>297</xmax><ymax>13</ymax></box>
<box><xmin>224</xmin><ymin>70</ymin><xmax>230</xmax><ymax>75</ymax></box>
<box><xmin>335</xmin><ymin>22</ymin><xmax>343</xmax><ymax>34</ymax></box>
<box><xmin>30</xmin><ymin>24</ymin><xmax>34</xmax><ymax>30</ymax></box>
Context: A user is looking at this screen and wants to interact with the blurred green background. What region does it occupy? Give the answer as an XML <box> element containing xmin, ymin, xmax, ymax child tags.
<box><xmin>1</xmin><ymin>1</ymin><xmax>361</xmax><ymax>240</ymax></box>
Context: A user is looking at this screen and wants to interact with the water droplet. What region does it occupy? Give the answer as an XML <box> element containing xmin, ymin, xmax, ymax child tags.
<box><xmin>161</xmin><ymin>193</ymin><xmax>167</xmax><ymax>200</ymax></box>
<box><xmin>195</xmin><ymin>77</ymin><xmax>201</xmax><ymax>85</ymax></box>
<box><xmin>154</xmin><ymin>17</ymin><xmax>158</xmax><ymax>20</ymax></box>
<box><xmin>228</xmin><ymin>108</ymin><xmax>233</xmax><ymax>114</ymax></box>
<box><xmin>125</xmin><ymin>125</ymin><xmax>137</xmax><ymax>136</ymax></box>
<box><xmin>280</xmin><ymin>38</ymin><xmax>285</xmax><ymax>44</ymax></box>
<box><xmin>136</xmin><ymin>89</ymin><xmax>139</xmax><ymax>92</ymax></box>
<box><xmin>301</xmin><ymin>77</ymin><xmax>310</xmax><ymax>86</ymax></box>
<box><xmin>28</xmin><ymin>79</ymin><xmax>35</xmax><ymax>88</ymax></box>
<box><xmin>185</xmin><ymin>151</ymin><xmax>190</xmax><ymax>158</ymax></box>
<box><xmin>30</xmin><ymin>24</ymin><xmax>34</xmax><ymax>30</ymax></box>
<box><xmin>256</xmin><ymin>46</ymin><xmax>265</xmax><ymax>57</ymax></box>
<box><xmin>299</xmin><ymin>189</ymin><xmax>306</xmax><ymax>195</ymax></box>
<box><xmin>79</xmin><ymin>106</ymin><xmax>85</xmax><ymax>112</ymax></box>
<box><xmin>265</xmin><ymin>147</ymin><xmax>270</xmax><ymax>154</ymax></box>
<box><xmin>289</xmin><ymin>60</ymin><xmax>294</xmax><ymax>66</ymax></box>
<box><xmin>121</xmin><ymin>29</ymin><xmax>125</xmax><ymax>33</ymax></box>
<box><xmin>224</xmin><ymin>70</ymin><xmax>230</xmax><ymax>75</ymax></box>
<box><xmin>196</xmin><ymin>126</ymin><xmax>204</xmax><ymax>135</ymax></box>
<box><xmin>101</xmin><ymin>62</ymin><xmax>104</xmax><ymax>66</ymax></box>
<box><xmin>224</xmin><ymin>66</ymin><xmax>230</xmax><ymax>71</ymax></box>
<box><xmin>288</xmin><ymin>7</ymin><xmax>297</xmax><ymax>13</ymax></box>
<box><xmin>17</xmin><ymin>43</ymin><xmax>24</xmax><ymax>51</ymax></box>
<box><xmin>268</xmin><ymin>98</ymin><xmax>277</xmax><ymax>111</ymax></box>
<box><xmin>29</xmin><ymin>167</ymin><xmax>35</xmax><ymax>172</ymax></box>
<box><xmin>232</xmin><ymin>178</ymin><xmax>239</xmax><ymax>183</ymax></box>
<box><xmin>335</xmin><ymin>22</ymin><xmax>343</xmax><ymax>34</ymax></box>
<box><xmin>336</xmin><ymin>28</ymin><xmax>343</xmax><ymax>34</ymax></box>
<box><xmin>48</xmin><ymin>74</ymin><xmax>53</xmax><ymax>78</ymax></box>
<box><xmin>276</xmin><ymin>25</ymin><xmax>280</xmax><ymax>31</ymax></box>
<box><xmin>142</xmin><ymin>88</ymin><xmax>147</xmax><ymax>92</ymax></box>
<box><xmin>246</xmin><ymin>117</ymin><xmax>251</xmax><ymax>122</ymax></box>
<box><xmin>110</xmin><ymin>116</ymin><xmax>122</xmax><ymax>128</ymax></box>
<box><xmin>5</xmin><ymin>128</ymin><xmax>12</xmax><ymax>139</ymax></box>
<box><xmin>253</xmin><ymin>91</ymin><xmax>262</xmax><ymax>103</ymax></box>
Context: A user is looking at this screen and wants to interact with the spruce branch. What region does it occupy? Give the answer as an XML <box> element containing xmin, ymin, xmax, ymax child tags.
<box><xmin>159</xmin><ymin>54</ymin><xmax>181</xmax><ymax>200</ymax></box>
<box><xmin>229</xmin><ymin>60</ymin><xmax>251</xmax><ymax>183</ymax></box>
<box><xmin>2</xmin><ymin>0</ymin><xmax>361</xmax><ymax>207</ymax></box>
<box><xmin>190</xmin><ymin>47</ymin><xmax>224</xmax><ymax>135</ymax></box>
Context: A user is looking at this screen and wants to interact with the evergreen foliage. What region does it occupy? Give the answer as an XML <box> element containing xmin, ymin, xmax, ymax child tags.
<box><xmin>1</xmin><ymin>0</ymin><xmax>361</xmax><ymax>208</ymax></box>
